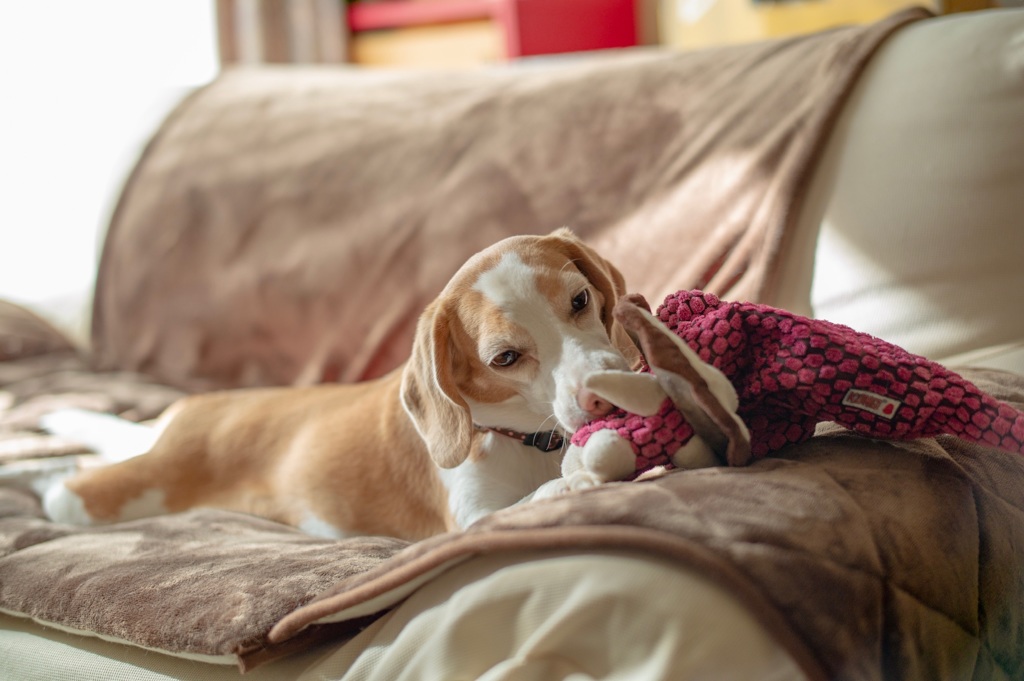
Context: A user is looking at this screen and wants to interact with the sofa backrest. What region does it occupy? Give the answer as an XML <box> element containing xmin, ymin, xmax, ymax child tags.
<box><xmin>90</xmin><ymin>10</ymin><xmax>928</xmax><ymax>392</ymax></box>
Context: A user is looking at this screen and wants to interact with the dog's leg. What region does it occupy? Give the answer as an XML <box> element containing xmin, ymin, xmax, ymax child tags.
<box><xmin>44</xmin><ymin>453</ymin><xmax>174</xmax><ymax>525</ymax></box>
<box><xmin>529</xmin><ymin>477</ymin><xmax>570</xmax><ymax>501</ymax></box>
<box><xmin>40</xmin><ymin>407</ymin><xmax>189</xmax><ymax>524</ymax></box>
<box><xmin>42</xmin><ymin>403</ymin><xmax>213</xmax><ymax>525</ymax></box>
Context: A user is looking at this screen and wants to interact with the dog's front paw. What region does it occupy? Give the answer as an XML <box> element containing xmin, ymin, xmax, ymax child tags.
<box><xmin>531</xmin><ymin>477</ymin><xmax>571</xmax><ymax>501</ymax></box>
<box><xmin>562</xmin><ymin>469</ymin><xmax>608</xmax><ymax>491</ymax></box>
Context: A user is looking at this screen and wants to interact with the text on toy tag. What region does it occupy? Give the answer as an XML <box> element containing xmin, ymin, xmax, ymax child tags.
<box><xmin>842</xmin><ymin>389</ymin><xmax>900</xmax><ymax>419</ymax></box>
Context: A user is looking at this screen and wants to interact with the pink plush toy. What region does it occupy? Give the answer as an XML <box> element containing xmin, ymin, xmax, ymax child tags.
<box><xmin>554</xmin><ymin>290</ymin><xmax>1024</xmax><ymax>491</ymax></box>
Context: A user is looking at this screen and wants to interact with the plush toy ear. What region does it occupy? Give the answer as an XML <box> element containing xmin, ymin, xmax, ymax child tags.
<box><xmin>400</xmin><ymin>300</ymin><xmax>474</xmax><ymax>469</ymax></box>
<box><xmin>583</xmin><ymin>370</ymin><xmax>666</xmax><ymax>416</ymax></box>
<box><xmin>613</xmin><ymin>299</ymin><xmax>753</xmax><ymax>466</ymax></box>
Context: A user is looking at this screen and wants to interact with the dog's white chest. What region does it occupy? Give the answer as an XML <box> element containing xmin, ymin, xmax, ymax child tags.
<box><xmin>438</xmin><ymin>434</ymin><xmax>562</xmax><ymax>529</ymax></box>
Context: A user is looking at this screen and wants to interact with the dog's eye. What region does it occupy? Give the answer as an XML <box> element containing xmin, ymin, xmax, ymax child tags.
<box><xmin>571</xmin><ymin>289</ymin><xmax>589</xmax><ymax>313</ymax></box>
<box><xmin>491</xmin><ymin>350</ymin><xmax>521</xmax><ymax>368</ymax></box>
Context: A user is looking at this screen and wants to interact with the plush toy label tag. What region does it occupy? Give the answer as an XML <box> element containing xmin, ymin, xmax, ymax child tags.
<box><xmin>842</xmin><ymin>389</ymin><xmax>900</xmax><ymax>419</ymax></box>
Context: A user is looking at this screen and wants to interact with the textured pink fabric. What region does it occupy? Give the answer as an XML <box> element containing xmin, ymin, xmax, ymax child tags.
<box><xmin>572</xmin><ymin>398</ymin><xmax>693</xmax><ymax>473</ymax></box>
<box><xmin>572</xmin><ymin>290</ymin><xmax>1024</xmax><ymax>473</ymax></box>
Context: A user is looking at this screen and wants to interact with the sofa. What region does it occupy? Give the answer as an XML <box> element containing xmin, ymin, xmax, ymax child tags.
<box><xmin>1</xmin><ymin>7</ymin><xmax>1022</xmax><ymax>680</ymax></box>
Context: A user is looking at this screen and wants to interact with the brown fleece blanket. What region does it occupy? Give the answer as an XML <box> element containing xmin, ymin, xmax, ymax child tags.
<box><xmin>0</xmin><ymin>302</ymin><xmax>184</xmax><ymax>464</ymax></box>
<box><xmin>1</xmin><ymin>367</ymin><xmax>1022</xmax><ymax>678</ymax></box>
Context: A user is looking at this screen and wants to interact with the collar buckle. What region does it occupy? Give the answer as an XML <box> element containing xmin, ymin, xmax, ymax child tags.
<box><xmin>522</xmin><ymin>430</ymin><xmax>565</xmax><ymax>452</ymax></box>
<box><xmin>476</xmin><ymin>425</ymin><xmax>565</xmax><ymax>452</ymax></box>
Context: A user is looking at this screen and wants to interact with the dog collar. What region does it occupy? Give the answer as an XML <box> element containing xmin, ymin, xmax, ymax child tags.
<box><xmin>475</xmin><ymin>425</ymin><xmax>565</xmax><ymax>452</ymax></box>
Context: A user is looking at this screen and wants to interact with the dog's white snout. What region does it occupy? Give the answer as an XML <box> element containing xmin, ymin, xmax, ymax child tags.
<box><xmin>577</xmin><ymin>388</ymin><xmax>614</xmax><ymax>419</ymax></box>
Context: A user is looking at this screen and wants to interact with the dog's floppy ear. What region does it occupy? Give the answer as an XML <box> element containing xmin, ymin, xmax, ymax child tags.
<box><xmin>547</xmin><ymin>227</ymin><xmax>640</xmax><ymax>367</ymax></box>
<box><xmin>401</xmin><ymin>301</ymin><xmax>474</xmax><ymax>468</ymax></box>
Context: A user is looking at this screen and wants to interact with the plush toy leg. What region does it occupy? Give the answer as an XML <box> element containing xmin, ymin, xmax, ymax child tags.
<box><xmin>669</xmin><ymin>437</ymin><xmax>719</xmax><ymax>470</ymax></box>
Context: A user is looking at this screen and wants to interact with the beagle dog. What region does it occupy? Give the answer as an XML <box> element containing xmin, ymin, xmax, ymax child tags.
<box><xmin>43</xmin><ymin>229</ymin><xmax>635</xmax><ymax>540</ymax></box>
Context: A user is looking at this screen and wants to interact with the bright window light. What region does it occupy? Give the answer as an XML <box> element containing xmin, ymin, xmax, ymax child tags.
<box><xmin>0</xmin><ymin>1</ymin><xmax>218</xmax><ymax>339</ymax></box>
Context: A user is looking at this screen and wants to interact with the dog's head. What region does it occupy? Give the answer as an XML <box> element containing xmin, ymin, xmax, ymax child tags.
<box><xmin>401</xmin><ymin>228</ymin><xmax>634</xmax><ymax>468</ymax></box>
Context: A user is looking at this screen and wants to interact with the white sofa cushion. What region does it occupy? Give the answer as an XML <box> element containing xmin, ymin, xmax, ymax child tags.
<box><xmin>779</xmin><ymin>9</ymin><xmax>1024</xmax><ymax>374</ymax></box>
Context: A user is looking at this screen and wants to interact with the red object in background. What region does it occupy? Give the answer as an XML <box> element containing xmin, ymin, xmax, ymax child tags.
<box><xmin>348</xmin><ymin>0</ymin><xmax>638</xmax><ymax>59</ymax></box>
<box><xmin>501</xmin><ymin>0</ymin><xmax>637</xmax><ymax>58</ymax></box>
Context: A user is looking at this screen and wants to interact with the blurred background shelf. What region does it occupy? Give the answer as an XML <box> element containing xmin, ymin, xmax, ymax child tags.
<box><xmin>216</xmin><ymin>0</ymin><xmax>640</xmax><ymax>69</ymax></box>
<box><xmin>348</xmin><ymin>0</ymin><xmax>639</xmax><ymax>67</ymax></box>
<box><xmin>214</xmin><ymin>0</ymin><xmax>1004</xmax><ymax>69</ymax></box>
<box><xmin>662</xmin><ymin>0</ymin><xmax>997</xmax><ymax>50</ymax></box>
